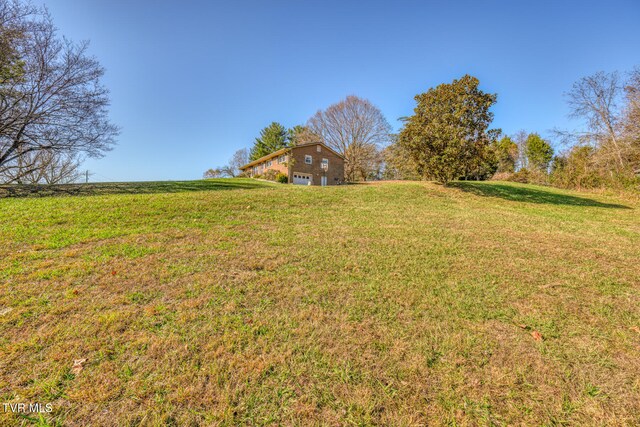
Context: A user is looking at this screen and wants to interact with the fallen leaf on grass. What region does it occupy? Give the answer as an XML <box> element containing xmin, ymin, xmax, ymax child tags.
<box><xmin>71</xmin><ymin>358</ymin><xmax>87</xmax><ymax>375</ymax></box>
<box><xmin>629</xmin><ymin>326</ymin><xmax>640</xmax><ymax>334</ymax></box>
<box><xmin>517</xmin><ymin>324</ymin><xmax>528</xmax><ymax>329</ymax></box>
<box><xmin>531</xmin><ymin>331</ymin><xmax>543</xmax><ymax>342</ymax></box>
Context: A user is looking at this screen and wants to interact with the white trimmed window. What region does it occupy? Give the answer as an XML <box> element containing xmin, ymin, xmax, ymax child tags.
<box><xmin>278</xmin><ymin>155</ymin><xmax>286</xmax><ymax>163</ymax></box>
<box><xmin>266</xmin><ymin>160</ymin><xmax>272</xmax><ymax>167</ymax></box>
<box><xmin>305</xmin><ymin>155</ymin><xmax>312</xmax><ymax>164</ymax></box>
<box><xmin>321</xmin><ymin>158</ymin><xmax>328</xmax><ymax>170</ymax></box>
<box><xmin>317</xmin><ymin>145</ymin><xmax>321</xmax><ymax>152</ymax></box>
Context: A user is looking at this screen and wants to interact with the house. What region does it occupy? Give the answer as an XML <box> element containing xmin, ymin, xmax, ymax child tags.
<box><xmin>239</xmin><ymin>142</ymin><xmax>345</xmax><ymax>186</ymax></box>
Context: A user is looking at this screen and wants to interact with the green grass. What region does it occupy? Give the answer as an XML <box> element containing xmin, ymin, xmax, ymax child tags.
<box><xmin>0</xmin><ymin>179</ymin><xmax>638</xmax><ymax>426</ymax></box>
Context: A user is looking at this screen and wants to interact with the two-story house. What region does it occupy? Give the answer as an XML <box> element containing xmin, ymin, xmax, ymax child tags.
<box><xmin>239</xmin><ymin>142</ymin><xmax>345</xmax><ymax>186</ymax></box>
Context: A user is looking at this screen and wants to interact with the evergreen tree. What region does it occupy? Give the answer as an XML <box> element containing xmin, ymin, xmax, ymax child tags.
<box><xmin>525</xmin><ymin>133</ymin><xmax>554</xmax><ymax>171</ymax></box>
<box><xmin>494</xmin><ymin>136</ymin><xmax>518</xmax><ymax>173</ymax></box>
<box><xmin>249</xmin><ymin>122</ymin><xmax>289</xmax><ymax>161</ymax></box>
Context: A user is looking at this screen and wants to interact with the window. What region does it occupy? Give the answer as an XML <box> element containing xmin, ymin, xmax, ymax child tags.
<box><xmin>305</xmin><ymin>155</ymin><xmax>312</xmax><ymax>164</ymax></box>
<box><xmin>278</xmin><ymin>155</ymin><xmax>286</xmax><ymax>163</ymax></box>
<box><xmin>321</xmin><ymin>158</ymin><xmax>328</xmax><ymax>170</ymax></box>
<box><xmin>317</xmin><ymin>145</ymin><xmax>321</xmax><ymax>152</ymax></box>
<box><xmin>266</xmin><ymin>160</ymin><xmax>272</xmax><ymax>167</ymax></box>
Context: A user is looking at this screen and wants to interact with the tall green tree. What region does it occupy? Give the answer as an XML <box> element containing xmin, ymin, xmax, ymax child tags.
<box><xmin>493</xmin><ymin>136</ymin><xmax>518</xmax><ymax>173</ymax></box>
<box><xmin>249</xmin><ymin>122</ymin><xmax>289</xmax><ymax>161</ymax></box>
<box><xmin>398</xmin><ymin>75</ymin><xmax>499</xmax><ymax>185</ymax></box>
<box><xmin>525</xmin><ymin>133</ymin><xmax>554</xmax><ymax>171</ymax></box>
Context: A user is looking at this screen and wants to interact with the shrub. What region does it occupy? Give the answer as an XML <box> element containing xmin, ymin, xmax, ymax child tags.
<box><xmin>491</xmin><ymin>172</ymin><xmax>513</xmax><ymax>181</ymax></box>
<box><xmin>493</xmin><ymin>168</ymin><xmax>548</xmax><ymax>185</ymax></box>
<box><xmin>262</xmin><ymin>169</ymin><xmax>278</xmax><ymax>181</ymax></box>
<box><xmin>502</xmin><ymin>169</ymin><xmax>530</xmax><ymax>183</ymax></box>
<box><xmin>548</xmin><ymin>145</ymin><xmax>640</xmax><ymax>190</ymax></box>
<box><xmin>275</xmin><ymin>173</ymin><xmax>288</xmax><ymax>184</ymax></box>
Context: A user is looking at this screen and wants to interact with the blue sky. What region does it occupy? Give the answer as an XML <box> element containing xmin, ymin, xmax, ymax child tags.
<box><xmin>39</xmin><ymin>0</ymin><xmax>640</xmax><ymax>181</ymax></box>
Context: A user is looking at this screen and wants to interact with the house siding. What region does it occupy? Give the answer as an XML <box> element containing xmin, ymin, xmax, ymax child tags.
<box><xmin>289</xmin><ymin>144</ymin><xmax>344</xmax><ymax>185</ymax></box>
<box><xmin>246</xmin><ymin>155</ymin><xmax>289</xmax><ymax>177</ymax></box>
<box><xmin>240</xmin><ymin>143</ymin><xmax>345</xmax><ymax>185</ymax></box>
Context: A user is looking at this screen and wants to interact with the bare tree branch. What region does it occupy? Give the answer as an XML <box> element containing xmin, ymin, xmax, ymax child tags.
<box><xmin>565</xmin><ymin>71</ymin><xmax>625</xmax><ymax>170</ymax></box>
<box><xmin>0</xmin><ymin>1</ymin><xmax>117</xmax><ymax>182</ymax></box>
<box><xmin>307</xmin><ymin>95</ymin><xmax>391</xmax><ymax>181</ymax></box>
<box><xmin>0</xmin><ymin>148</ymin><xmax>81</xmax><ymax>183</ymax></box>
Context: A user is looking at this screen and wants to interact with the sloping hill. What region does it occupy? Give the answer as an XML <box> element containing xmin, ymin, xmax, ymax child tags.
<box><xmin>0</xmin><ymin>180</ymin><xmax>638</xmax><ymax>426</ymax></box>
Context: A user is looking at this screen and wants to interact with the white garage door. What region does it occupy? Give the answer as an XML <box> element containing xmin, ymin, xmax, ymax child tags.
<box><xmin>292</xmin><ymin>173</ymin><xmax>312</xmax><ymax>185</ymax></box>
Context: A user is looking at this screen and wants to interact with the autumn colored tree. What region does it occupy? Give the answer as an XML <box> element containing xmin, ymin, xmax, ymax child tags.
<box><xmin>287</xmin><ymin>125</ymin><xmax>319</xmax><ymax>146</ymax></box>
<box><xmin>382</xmin><ymin>136</ymin><xmax>420</xmax><ymax>180</ymax></box>
<box><xmin>622</xmin><ymin>68</ymin><xmax>640</xmax><ymax>174</ymax></box>
<box><xmin>550</xmin><ymin>146</ymin><xmax>602</xmax><ymax>189</ymax></box>
<box><xmin>398</xmin><ymin>75</ymin><xmax>499</xmax><ymax>184</ymax></box>
<box><xmin>556</xmin><ymin>68</ymin><xmax>640</xmax><ymax>188</ymax></box>
<box><xmin>565</xmin><ymin>71</ymin><xmax>625</xmax><ymax>171</ymax></box>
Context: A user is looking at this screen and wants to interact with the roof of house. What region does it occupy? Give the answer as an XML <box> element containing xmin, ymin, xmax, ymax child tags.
<box><xmin>239</xmin><ymin>142</ymin><xmax>345</xmax><ymax>170</ymax></box>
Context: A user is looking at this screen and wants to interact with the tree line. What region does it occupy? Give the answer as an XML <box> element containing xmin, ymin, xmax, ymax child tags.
<box><xmin>0</xmin><ymin>0</ymin><xmax>117</xmax><ymax>185</ymax></box>
<box><xmin>1</xmin><ymin>0</ymin><xmax>635</xmax><ymax>190</ymax></box>
<box><xmin>206</xmin><ymin>96</ymin><xmax>392</xmax><ymax>182</ymax></box>
<box><xmin>215</xmin><ymin>70</ymin><xmax>639</xmax><ymax>190</ymax></box>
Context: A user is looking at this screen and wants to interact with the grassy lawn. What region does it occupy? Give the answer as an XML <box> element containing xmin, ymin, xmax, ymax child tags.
<box><xmin>0</xmin><ymin>179</ymin><xmax>638</xmax><ymax>426</ymax></box>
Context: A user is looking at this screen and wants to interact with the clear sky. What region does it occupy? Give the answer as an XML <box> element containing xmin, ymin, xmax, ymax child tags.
<box><xmin>38</xmin><ymin>0</ymin><xmax>640</xmax><ymax>182</ymax></box>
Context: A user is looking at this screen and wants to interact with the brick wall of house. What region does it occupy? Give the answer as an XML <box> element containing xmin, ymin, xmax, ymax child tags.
<box><xmin>247</xmin><ymin>155</ymin><xmax>288</xmax><ymax>177</ymax></box>
<box><xmin>290</xmin><ymin>144</ymin><xmax>345</xmax><ymax>185</ymax></box>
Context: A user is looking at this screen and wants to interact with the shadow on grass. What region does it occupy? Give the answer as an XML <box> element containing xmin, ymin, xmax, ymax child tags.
<box><xmin>0</xmin><ymin>179</ymin><xmax>273</xmax><ymax>198</ymax></box>
<box><xmin>450</xmin><ymin>181</ymin><xmax>631</xmax><ymax>209</ymax></box>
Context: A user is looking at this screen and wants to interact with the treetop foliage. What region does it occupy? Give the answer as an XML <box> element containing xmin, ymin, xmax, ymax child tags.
<box><xmin>398</xmin><ymin>74</ymin><xmax>499</xmax><ymax>184</ymax></box>
<box><xmin>232</xmin><ymin>69</ymin><xmax>638</xmax><ymax>190</ymax></box>
<box><xmin>525</xmin><ymin>133</ymin><xmax>554</xmax><ymax>171</ymax></box>
<box><xmin>249</xmin><ymin>122</ymin><xmax>289</xmax><ymax>161</ymax></box>
<box><xmin>493</xmin><ymin>136</ymin><xmax>518</xmax><ymax>173</ymax></box>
